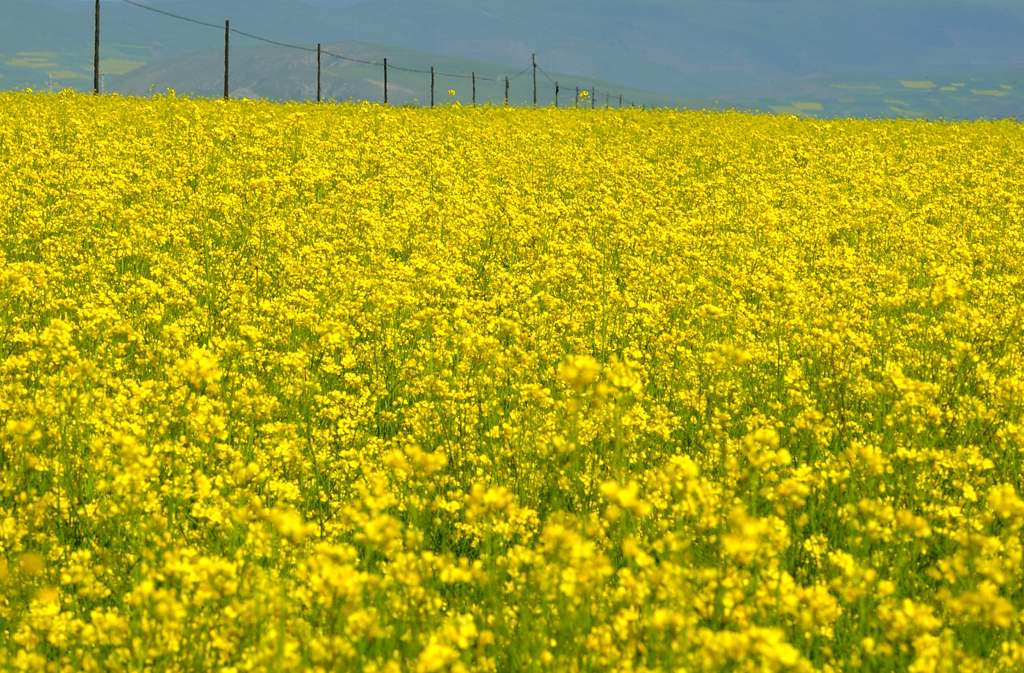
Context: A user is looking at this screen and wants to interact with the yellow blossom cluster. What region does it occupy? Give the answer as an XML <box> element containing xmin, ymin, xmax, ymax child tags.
<box><xmin>1</xmin><ymin>90</ymin><xmax>1023</xmax><ymax>672</ymax></box>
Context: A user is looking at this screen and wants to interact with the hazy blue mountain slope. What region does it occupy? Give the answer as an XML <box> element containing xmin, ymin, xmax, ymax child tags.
<box><xmin>111</xmin><ymin>41</ymin><xmax>663</xmax><ymax>108</ymax></box>
<box><xmin>4</xmin><ymin>0</ymin><xmax>1022</xmax><ymax>118</ymax></box>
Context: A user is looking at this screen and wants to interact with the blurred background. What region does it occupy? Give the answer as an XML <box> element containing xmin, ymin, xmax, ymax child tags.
<box><xmin>3</xmin><ymin>0</ymin><xmax>1022</xmax><ymax>118</ymax></box>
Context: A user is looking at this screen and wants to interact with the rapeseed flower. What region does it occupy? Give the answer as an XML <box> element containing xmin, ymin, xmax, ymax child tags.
<box><xmin>1</xmin><ymin>90</ymin><xmax>1022</xmax><ymax>672</ymax></box>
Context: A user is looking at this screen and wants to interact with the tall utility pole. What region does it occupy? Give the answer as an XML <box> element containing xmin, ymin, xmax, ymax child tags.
<box><xmin>383</xmin><ymin>58</ymin><xmax>389</xmax><ymax>104</ymax></box>
<box><xmin>575</xmin><ymin>87</ymin><xmax>579</xmax><ymax>109</ymax></box>
<box><xmin>471</xmin><ymin>72</ymin><xmax>476</xmax><ymax>106</ymax></box>
<box><xmin>531</xmin><ymin>53</ymin><xmax>537</xmax><ymax>106</ymax></box>
<box><xmin>619</xmin><ymin>94</ymin><xmax>623</xmax><ymax>108</ymax></box>
<box><xmin>316</xmin><ymin>43</ymin><xmax>321</xmax><ymax>103</ymax></box>
<box><xmin>223</xmin><ymin>20</ymin><xmax>230</xmax><ymax>100</ymax></box>
<box><xmin>555</xmin><ymin>82</ymin><xmax>559</xmax><ymax>108</ymax></box>
<box><xmin>430</xmin><ymin>66</ymin><xmax>435</xmax><ymax>107</ymax></box>
<box><xmin>591</xmin><ymin>88</ymin><xmax>596</xmax><ymax>109</ymax></box>
<box><xmin>93</xmin><ymin>0</ymin><xmax>100</xmax><ymax>94</ymax></box>
<box><xmin>505</xmin><ymin>76</ymin><xmax>509</xmax><ymax>106</ymax></box>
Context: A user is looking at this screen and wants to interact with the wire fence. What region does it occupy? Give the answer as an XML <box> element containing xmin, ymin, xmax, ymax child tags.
<box><xmin>96</xmin><ymin>0</ymin><xmax>640</xmax><ymax>109</ymax></box>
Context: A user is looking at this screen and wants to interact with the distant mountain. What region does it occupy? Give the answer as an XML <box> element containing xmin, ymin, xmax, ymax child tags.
<box><xmin>111</xmin><ymin>41</ymin><xmax>667</xmax><ymax>108</ymax></box>
<box><xmin>3</xmin><ymin>0</ymin><xmax>1022</xmax><ymax>118</ymax></box>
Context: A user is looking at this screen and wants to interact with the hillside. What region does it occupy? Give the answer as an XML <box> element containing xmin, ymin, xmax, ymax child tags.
<box><xmin>110</xmin><ymin>42</ymin><xmax>668</xmax><ymax>107</ymax></box>
<box><xmin>3</xmin><ymin>0</ymin><xmax>1023</xmax><ymax>117</ymax></box>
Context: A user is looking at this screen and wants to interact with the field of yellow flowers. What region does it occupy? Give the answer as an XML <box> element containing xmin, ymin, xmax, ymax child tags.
<box><xmin>1</xmin><ymin>90</ymin><xmax>1023</xmax><ymax>672</ymax></box>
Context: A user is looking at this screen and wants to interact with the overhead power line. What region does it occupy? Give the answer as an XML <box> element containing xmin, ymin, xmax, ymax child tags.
<box><xmin>322</xmin><ymin>50</ymin><xmax>380</xmax><ymax>67</ymax></box>
<box><xmin>387</xmin><ymin>63</ymin><xmax>430</xmax><ymax>75</ymax></box>
<box><xmin>112</xmin><ymin>0</ymin><xmax>637</xmax><ymax>107</ymax></box>
<box><xmin>537</xmin><ymin>63</ymin><xmax>636</xmax><ymax>108</ymax></box>
<box><xmin>230</xmin><ymin>28</ymin><xmax>317</xmax><ymax>54</ymax></box>
<box><xmin>121</xmin><ymin>0</ymin><xmax>222</xmax><ymax>31</ymax></box>
<box><xmin>507</xmin><ymin>67</ymin><xmax>532</xmax><ymax>81</ymax></box>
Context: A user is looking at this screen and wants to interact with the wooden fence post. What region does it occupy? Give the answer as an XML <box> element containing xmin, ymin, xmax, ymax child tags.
<box><xmin>505</xmin><ymin>76</ymin><xmax>509</xmax><ymax>106</ymax></box>
<box><xmin>430</xmin><ymin>66</ymin><xmax>435</xmax><ymax>108</ymax></box>
<box><xmin>555</xmin><ymin>82</ymin><xmax>559</xmax><ymax>108</ymax></box>
<box><xmin>532</xmin><ymin>53</ymin><xmax>537</xmax><ymax>107</ymax></box>
<box><xmin>93</xmin><ymin>0</ymin><xmax>101</xmax><ymax>94</ymax></box>
<box><xmin>224</xmin><ymin>19</ymin><xmax>230</xmax><ymax>100</ymax></box>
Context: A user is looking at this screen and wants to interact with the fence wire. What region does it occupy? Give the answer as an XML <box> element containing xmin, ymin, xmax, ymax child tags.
<box><xmin>116</xmin><ymin>0</ymin><xmax>636</xmax><ymax>107</ymax></box>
